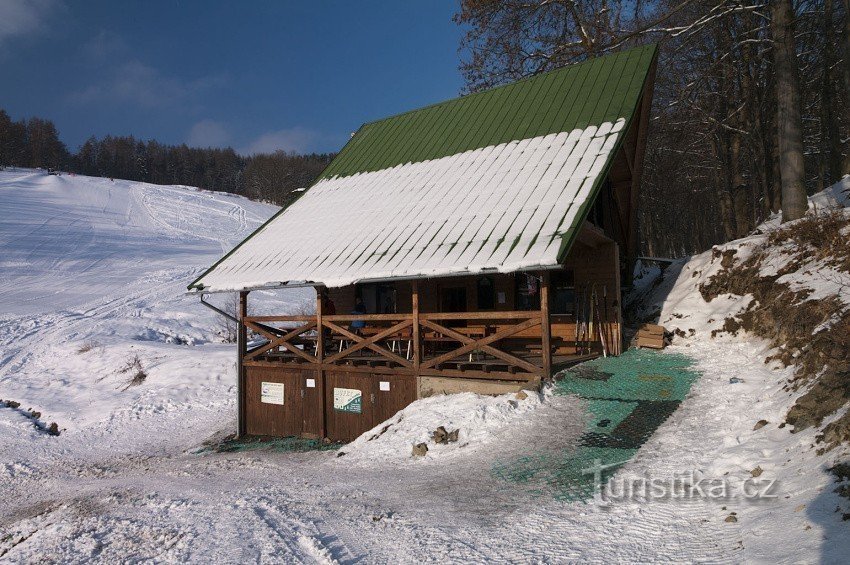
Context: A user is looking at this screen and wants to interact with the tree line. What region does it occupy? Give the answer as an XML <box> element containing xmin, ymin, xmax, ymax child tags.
<box><xmin>0</xmin><ymin>109</ymin><xmax>333</xmax><ymax>207</ymax></box>
<box><xmin>456</xmin><ymin>0</ymin><xmax>849</xmax><ymax>257</ymax></box>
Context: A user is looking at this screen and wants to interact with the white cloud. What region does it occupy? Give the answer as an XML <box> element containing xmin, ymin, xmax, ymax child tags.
<box><xmin>239</xmin><ymin>127</ymin><xmax>322</xmax><ymax>155</ymax></box>
<box><xmin>69</xmin><ymin>60</ymin><xmax>226</xmax><ymax>109</ymax></box>
<box><xmin>187</xmin><ymin>119</ymin><xmax>229</xmax><ymax>148</ymax></box>
<box><xmin>0</xmin><ymin>0</ymin><xmax>62</xmax><ymax>47</ymax></box>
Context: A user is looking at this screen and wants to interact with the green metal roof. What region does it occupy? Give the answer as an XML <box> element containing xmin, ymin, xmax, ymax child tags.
<box><xmin>320</xmin><ymin>43</ymin><xmax>658</xmax><ymax>180</ymax></box>
<box><xmin>189</xmin><ymin>44</ymin><xmax>658</xmax><ymax>292</ymax></box>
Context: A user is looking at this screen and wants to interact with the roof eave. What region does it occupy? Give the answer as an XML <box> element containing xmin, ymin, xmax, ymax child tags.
<box><xmin>190</xmin><ymin>263</ymin><xmax>567</xmax><ymax>294</ymax></box>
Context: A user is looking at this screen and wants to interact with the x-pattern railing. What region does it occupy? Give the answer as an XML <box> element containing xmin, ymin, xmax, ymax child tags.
<box><xmin>418</xmin><ymin>315</ymin><xmax>541</xmax><ymax>374</ymax></box>
<box><xmin>322</xmin><ymin>316</ymin><xmax>413</xmax><ymax>368</ymax></box>
<box><xmin>242</xmin><ymin>311</ymin><xmax>547</xmax><ymax>376</ymax></box>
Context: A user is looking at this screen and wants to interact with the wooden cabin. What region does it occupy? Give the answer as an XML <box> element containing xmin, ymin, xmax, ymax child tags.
<box><xmin>189</xmin><ymin>45</ymin><xmax>658</xmax><ymax>442</ymax></box>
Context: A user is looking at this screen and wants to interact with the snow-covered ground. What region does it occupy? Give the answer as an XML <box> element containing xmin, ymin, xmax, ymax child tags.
<box><xmin>1</xmin><ymin>169</ymin><xmax>848</xmax><ymax>562</ymax></box>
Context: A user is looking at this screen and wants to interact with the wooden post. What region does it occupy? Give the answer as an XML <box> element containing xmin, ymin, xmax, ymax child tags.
<box><xmin>316</xmin><ymin>287</ymin><xmax>326</xmax><ymax>440</ymax></box>
<box><xmin>613</xmin><ymin>243</ymin><xmax>622</xmax><ymax>356</ymax></box>
<box><xmin>412</xmin><ymin>280</ymin><xmax>421</xmax><ymax>374</ymax></box>
<box><xmin>540</xmin><ymin>272</ymin><xmax>552</xmax><ymax>378</ymax></box>
<box><xmin>316</xmin><ymin>287</ymin><xmax>324</xmax><ymax>363</ymax></box>
<box><xmin>237</xmin><ymin>290</ymin><xmax>248</xmax><ymax>438</ymax></box>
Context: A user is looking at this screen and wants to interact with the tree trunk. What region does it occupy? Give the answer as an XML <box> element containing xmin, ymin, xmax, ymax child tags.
<box><xmin>823</xmin><ymin>0</ymin><xmax>843</xmax><ymax>185</ymax></box>
<box><xmin>772</xmin><ymin>0</ymin><xmax>808</xmax><ymax>222</ymax></box>
<box><xmin>843</xmin><ymin>0</ymin><xmax>850</xmax><ymax>175</ymax></box>
<box><xmin>730</xmin><ymin>133</ymin><xmax>750</xmax><ymax>237</ymax></box>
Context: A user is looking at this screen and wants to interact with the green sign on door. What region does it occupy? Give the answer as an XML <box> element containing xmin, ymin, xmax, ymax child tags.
<box><xmin>333</xmin><ymin>387</ymin><xmax>362</xmax><ymax>413</ymax></box>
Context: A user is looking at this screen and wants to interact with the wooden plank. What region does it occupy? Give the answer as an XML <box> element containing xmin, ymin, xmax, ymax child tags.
<box><xmin>322</xmin><ymin>313</ymin><xmax>412</xmax><ymax>322</ymax></box>
<box><xmin>420</xmin><ymin>311</ymin><xmax>538</xmax><ymax>321</ymax></box>
<box><xmin>636</xmin><ymin>336</ymin><xmax>665</xmax><ymax>349</ymax></box>
<box><xmin>245</xmin><ymin>360</ymin><xmax>542</xmax><ymax>382</ymax></box>
<box><xmin>417</xmin><ymin>367</ymin><xmax>539</xmax><ymax>382</ymax></box>
<box><xmin>245</xmin><ymin>315</ymin><xmax>315</xmax><ymax>322</ymax></box>
<box><xmin>541</xmin><ymin>272</ymin><xmax>552</xmax><ymax>378</ymax></box>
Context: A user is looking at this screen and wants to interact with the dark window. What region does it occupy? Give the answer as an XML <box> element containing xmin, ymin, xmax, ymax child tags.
<box><xmin>476</xmin><ymin>276</ymin><xmax>495</xmax><ymax>310</ymax></box>
<box><xmin>440</xmin><ymin>287</ymin><xmax>467</xmax><ymax>313</ymax></box>
<box><xmin>356</xmin><ymin>283</ymin><xmax>397</xmax><ymax>313</ymax></box>
<box><xmin>551</xmin><ymin>270</ymin><xmax>575</xmax><ymax>315</ymax></box>
<box><xmin>515</xmin><ymin>274</ymin><xmax>540</xmax><ymax>311</ymax></box>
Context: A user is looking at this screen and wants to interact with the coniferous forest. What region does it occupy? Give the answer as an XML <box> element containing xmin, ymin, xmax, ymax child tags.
<box><xmin>0</xmin><ymin>109</ymin><xmax>333</xmax><ymax>208</ymax></box>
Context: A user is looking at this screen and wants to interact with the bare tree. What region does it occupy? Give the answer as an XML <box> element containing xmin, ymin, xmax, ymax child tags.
<box><xmin>457</xmin><ymin>1</ymin><xmax>847</xmax><ymax>254</ymax></box>
<box><xmin>843</xmin><ymin>0</ymin><xmax>850</xmax><ymax>175</ymax></box>
<box><xmin>772</xmin><ymin>0</ymin><xmax>809</xmax><ymax>222</ymax></box>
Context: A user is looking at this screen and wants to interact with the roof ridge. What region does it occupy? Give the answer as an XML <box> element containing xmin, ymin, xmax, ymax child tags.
<box><xmin>360</xmin><ymin>43</ymin><xmax>658</xmax><ymax>129</ymax></box>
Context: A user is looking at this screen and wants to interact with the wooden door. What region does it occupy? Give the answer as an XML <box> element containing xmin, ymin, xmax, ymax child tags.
<box><xmin>301</xmin><ymin>369</ymin><xmax>323</xmax><ymax>438</ymax></box>
<box><xmin>325</xmin><ymin>371</ymin><xmax>375</xmax><ymax>442</ymax></box>
<box><xmin>373</xmin><ymin>374</ymin><xmax>417</xmax><ymax>425</ymax></box>
<box><xmin>245</xmin><ymin>367</ymin><xmax>302</xmax><ymax>437</ymax></box>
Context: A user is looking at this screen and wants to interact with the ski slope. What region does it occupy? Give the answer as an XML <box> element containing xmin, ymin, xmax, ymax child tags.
<box><xmin>0</xmin><ymin>169</ymin><xmax>303</xmax><ymax>435</ymax></box>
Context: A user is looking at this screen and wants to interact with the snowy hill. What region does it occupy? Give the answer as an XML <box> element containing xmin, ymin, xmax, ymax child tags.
<box><xmin>0</xmin><ymin>168</ymin><xmax>309</xmax><ymax>451</ymax></box>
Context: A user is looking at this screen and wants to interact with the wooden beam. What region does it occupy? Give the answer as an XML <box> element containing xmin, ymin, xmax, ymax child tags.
<box><xmin>316</xmin><ymin>287</ymin><xmax>326</xmax><ymax>440</ymax></box>
<box><xmin>244</xmin><ymin>315</ymin><xmax>315</xmax><ymax>322</ymax></box>
<box><xmin>322</xmin><ymin>313</ymin><xmax>412</xmax><ymax>322</ymax></box>
<box><xmin>541</xmin><ymin>272</ymin><xmax>552</xmax><ymax>378</ymax></box>
<box><xmin>242</xmin><ymin>360</ymin><xmax>545</xmax><ymax>383</ymax></box>
<box><xmin>613</xmin><ymin>243</ymin><xmax>623</xmax><ymax>356</ymax></box>
<box><xmin>412</xmin><ymin>280</ymin><xmax>420</xmax><ymax>374</ymax></box>
<box><xmin>420</xmin><ymin>311</ymin><xmax>538</xmax><ymax>320</ymax></box>
<box><xmin>237</xmin><ymin>291</ymin><xmax>248</xmax><ymax>438</ymax></box>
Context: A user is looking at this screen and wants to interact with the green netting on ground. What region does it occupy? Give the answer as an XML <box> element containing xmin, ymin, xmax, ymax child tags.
<box><xmin>194</xmin><ymin>436</ymin><xmax>340</xmax><ymax>455</ymax></box>
<box><xmin>492</xmin><ymin>349</ymin><xmax>700</xmax><ymax>502</ymax></box>
<box><xmin>557</xmin><ymin>349</ymin><xmax>697</xmax><ymax>402</ymax></box>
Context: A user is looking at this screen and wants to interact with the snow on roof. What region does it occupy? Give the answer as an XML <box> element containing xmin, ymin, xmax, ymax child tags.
<box><xmin>190</xmin><ymin>45</ymin><xmax>658</xmax><ymax>292</ymax></box>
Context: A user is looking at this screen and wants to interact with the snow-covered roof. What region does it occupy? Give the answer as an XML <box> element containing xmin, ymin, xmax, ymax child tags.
<box><xmin>190</xmin><ymin>45</ymin><xmax>658</xmax><ymax>292</ymax></box>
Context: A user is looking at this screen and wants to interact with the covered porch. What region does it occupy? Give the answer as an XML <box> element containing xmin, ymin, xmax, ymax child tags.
<box><xmin>238</xmin><ymin>233</ymin><xmax>622</xmax><ymax>387</ymax></box>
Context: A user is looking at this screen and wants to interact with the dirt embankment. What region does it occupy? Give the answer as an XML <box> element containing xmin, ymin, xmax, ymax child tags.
<box><xmin>699</xmin><ymin>208</ymin><xmax>850</xmax><ymax>451</ymax></box>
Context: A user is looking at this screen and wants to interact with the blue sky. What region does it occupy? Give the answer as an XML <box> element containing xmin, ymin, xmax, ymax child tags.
<box><xmin>0</xmin><ymin>0</ymin><xmax>465</xmax><ymax>155</ymax></box>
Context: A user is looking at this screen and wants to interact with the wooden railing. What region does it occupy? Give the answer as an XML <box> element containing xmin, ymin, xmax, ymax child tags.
<box><xmin>241</xmin><ymin>311</ymin><xmax>555</xmax><ymax>380</ymax></box>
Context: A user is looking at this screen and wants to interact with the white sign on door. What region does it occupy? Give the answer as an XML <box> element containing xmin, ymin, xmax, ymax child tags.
<box><xmin>260</xmin><ymin>382</ymin><xmax>284</xmax><ymax>405</ymax></box>
<box><xmin>306</xmin><ymin>378</ymin><xmax>316</xmax><ymax>388</ymax></box>
<box><xmin>379</xmin><ymin>381</ymin><xmax>390</xmax><ymax>391</ymax></box>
